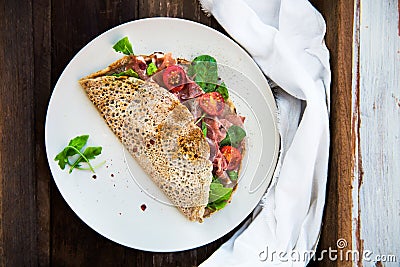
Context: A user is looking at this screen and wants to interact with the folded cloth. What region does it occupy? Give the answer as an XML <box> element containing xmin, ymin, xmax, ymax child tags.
<box><xmin>199</xmin><ymin>0</ymin><xmax>330</xmax><ymax>266</ymax></box>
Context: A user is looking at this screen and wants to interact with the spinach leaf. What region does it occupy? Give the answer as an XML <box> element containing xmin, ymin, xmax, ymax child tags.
<box><xmin>220</xmin><ymin>125</ymin><xmax>246</xmax><ymax>147</ymax></box>
<box><xmin>207</xmin><ymin>181</ymin><xmax>233</xmax><ymax>211</ymax></box>
<box><xmin>112</xmin><ymin>69</ymin><xmax>139</xmax><ymax>78</ymax></box>
<box><xmin>202</xmin><ymin>121</ymin><xmax>207</xmax><ymax>137</ymax></box>
<box><xmin>146</xmin><ymin>62</ymin><xmax>158</xmax><ymax>76</ymax></box>
<box><xmin>227</xmin><ymin>170</ymin><xmax>238</xmax><ymax>181</ymax></box>
<box><xmin>216</xmin><ymin>82</ymin><xmax>229</xmax><ymax>100</ymax></box>
<box><xmin>112</xmin><ymin>37</ymin><xmax>134</xmax><ymax>55</ymax></box>
<box><xmin>188</xmin><ymin>55</ymin><xmax>218</xmax><ymax>92</ymax></box>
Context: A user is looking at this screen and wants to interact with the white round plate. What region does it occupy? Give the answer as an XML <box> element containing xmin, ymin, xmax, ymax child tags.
<box><xmin>45</xmin><ymin>17</ymin><xmax>279</xmax><ymax>252</ymax></box>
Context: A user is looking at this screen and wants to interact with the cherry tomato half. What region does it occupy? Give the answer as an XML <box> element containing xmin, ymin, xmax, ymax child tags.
<box><xmin>198</xmin><ymin>92</ymin><xmax>225</xmax><ymax>116</ymax></box>
<box><xmin>162</xmin><ymin>65</ymin><xmax>186</xmax><ymax>93</ymax></box>
<box><xmin>220</xmin><ymin>146</ymin><xmax>242</xmax><ymax>171</ymax></box>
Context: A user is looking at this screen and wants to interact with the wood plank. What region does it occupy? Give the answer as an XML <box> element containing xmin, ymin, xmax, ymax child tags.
<box><xmin>357</xmin><ymin>0</ymin><xmax>400</xmax><ymax>265</ymax></box>
<box><xmin>51</xmin><ymin>0</ymin><xmax>138</xmax><ymax>82</ymax></box>
<box><xmin>0</xmin><ymin>1</ymin><xmax>38</xmax><ymax>266</ymax></box>
<box><xmin>138</xmin><ymin>0</ymin><xmax>225</xmax><ymax>32</ymax></box>
<box><xmin>309</xmin><ymin>1</ymin><xmax>400</xmax><ymax>266</ymax></box>
<box><xmin>308</xmin><ymin>0</ymin><xmax>355</xmax><ymax>266</ymax></box>
<box><xmin>33</xmin><ymin>0</ymin><xmax>52</xmax><ymax>265</ymax></box>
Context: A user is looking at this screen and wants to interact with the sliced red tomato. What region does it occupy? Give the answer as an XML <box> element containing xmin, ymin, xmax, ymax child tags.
<box><xmin>198</xmin><ymin>92</ymin><xmax>225</xmax><ymax>116</ymax></box>
<box><xmin>220</xmin><ymin>146</ymin><xmax>242</xmax><ymax>171</ymax></box>
<box><xmin>162</xmin><ymin>65</ymin><xmax>186</xmax><ymax>93</ymax></box>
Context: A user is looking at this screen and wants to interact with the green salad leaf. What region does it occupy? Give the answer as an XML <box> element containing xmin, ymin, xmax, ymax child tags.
<box><xmin>227</xmin><ymin>170</ymin><xmax>238</xmax><ymax>181</ymax></box>
<box><xmin>207</xmin><ymin>180</ymin><xmax>233</xmax><ymax>211</ymax></box>
<box><xmin>55</xmin><ymin>135</ymin><xmax>89</xmax><ymax>169</ymax></box>
<box><xmin>220</xmin><ymin>125</ymin><xmax>246</xmax><ymax>147</ymax></box>
<box><xmin>188</xmin><ymin>55</ymin><xmax>230</xmax><ymax>100</ymax></box>
<box><xmin>202</xmin><ymin>121</ymin><xmax>208</xmax><ymax>137</ymax></box>
<box><xmin>216</xmin><ymin>82</ymin><xmax>229</xmax><ymax>100</ymax></box>
<box><xmin>54</xmin><ymin>135</ymin><xmax>103</xmax><ymax>173</ymax></box>
<box><xmin>188</xmin><ymin>55</ymin><xmax>218</xmax><ymax>92</ymax></box>
<box><xmin>112</xmin><ymin>37</ymin><xmax>134</xmax><ymax>55</ymax></box>
<box><xmin>146</xmin><ymin>62</ymin><xmax>158</xmax><ymax>76</ymax></box>
<box><xmin>112</xmin><ymin>68</ymin><xmax>139</xmax><ymax>78</ymax></box>
<box><xmin>68</xmin><ymin>146</ymin><xmax>103</xmax><ymax>173</ymax></box>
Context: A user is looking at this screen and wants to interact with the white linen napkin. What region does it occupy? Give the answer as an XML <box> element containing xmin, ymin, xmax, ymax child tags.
<box><xmin>199</xmin><ymin>0</ymin><xmax>330</xmax><ymax>266</ymax></box>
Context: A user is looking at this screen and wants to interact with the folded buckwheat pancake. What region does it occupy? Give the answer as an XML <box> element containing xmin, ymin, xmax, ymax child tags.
<box><xmin>79</xmin><ymin>39</ymin><xmax>246</xmax><ymax>221</ymax></box>
<box><xmin>79</xmin><ymin>75</ymin><xmax>213</xmax><ymax>221</ymax></box>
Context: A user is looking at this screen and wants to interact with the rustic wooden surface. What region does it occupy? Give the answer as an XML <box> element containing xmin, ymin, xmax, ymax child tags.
<box><xmin>309</xmin><ymin>1</ymin><xmax>355</xmax><ymax>266</ymax></box>
<box><xmin>1</xmin><ymin>0</ymin><xmax>397</xmax><ymax>266</ymax></box>
<box><xmin>311</xmin><ymin>0</ymin><xmax>400</xmax><ymax>266</ymax></box>
<box><xmin>355</xmin><ymin>0</ymin><xmax>400</xmax><ymax>266</ymax></box>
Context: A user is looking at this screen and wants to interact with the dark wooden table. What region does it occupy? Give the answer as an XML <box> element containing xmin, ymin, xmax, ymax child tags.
<box><xmin>0</xmin><ymin>0</ymin><xmax>362</xmax><ymax>266</ymax></box>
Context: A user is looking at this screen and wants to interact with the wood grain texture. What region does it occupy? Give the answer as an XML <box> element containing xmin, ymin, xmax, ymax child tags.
<box><xmin>137</xmin><ymin>0</ymin><xmax>225</xmax><ymax>32</ymax></box>
<box><xmin>33</xmin><ymin>0</ymin><xmax>52</xmax><ymax>265</ymax></box>
<box><xmin>351</xmin><ymin>1</ymin><xmax>364</xmax><ymax>266</ymax></box>
<box><xmin>357</xmin><ymin>0</ymin><xmax>400</xmax><ymax>265</ymax></box>
<box><xmin>0</xmin><ymin>1</ymin><xmax>38</xmax><ymax>266</ymax></box>
<box><xmin>308</xmin><ymin>0</ymin><xmax>355</xmax><ymax>266</ymax></box>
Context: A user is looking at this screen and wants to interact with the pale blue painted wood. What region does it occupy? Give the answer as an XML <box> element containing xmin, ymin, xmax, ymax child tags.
<box><xmin>356</xmin><ymin>0</ymin><xmax>400</xmax><ymax>266</ymax></box>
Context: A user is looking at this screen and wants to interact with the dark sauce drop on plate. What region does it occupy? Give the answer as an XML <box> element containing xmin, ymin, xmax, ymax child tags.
<box><xmin>140</xmin><ymin>204</ymin><xmax>147</xmax><ymax>211</ymax></box>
